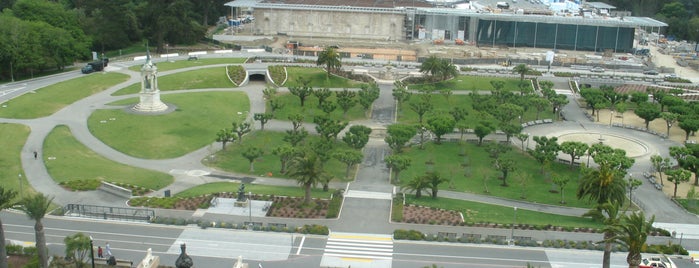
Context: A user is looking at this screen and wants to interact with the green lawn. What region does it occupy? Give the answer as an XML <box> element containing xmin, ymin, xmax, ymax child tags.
<box><xmin>268</xmin><ymin>92</ymin><xmax>368</xmax><ymax>122</ymax></box>
<box><xmin>397</xmin><ymin>94</ymin><xmax>553</xmax><ymax>125</ymax></box>
<box><xmin>175</xmin><ymin>182</ymin><xmax>334</xmax><ymax>198</ymax></box>
<box><xmin>127</xmin><ymin>58</ymin><xmax>246</xmax><ymax>72</ymax></box>
<box><xmin>113</xmin><ymin>67</ymin><xmax>235</xmax><ymax>95</ymax></box>
<box><xmin>43</xmin><ymin>125</ymin><xmax>173</xmax><ymax>190</ymax></box>
<box><xmin>283</xmin><ymin>67</ymin><xmax>366</xmax><ymax>88</ymax></box>
<box><xmin>0</xmin><ymin>123</ymin><xmax>32</xmax><ymax>199</ymax></box>
<box><xmin>676</xmin><ymin>199</ymin><xmax>699</xmax><ymax>214</ymax></box>
<box><xmin>398</xmin><ymin>141</ymin><xmax>592</xmax><ymax>208</ymax></box>
<box><xmin>88</xmin><ymin>92</ymin><xmax>249</xmax><ymax>159</ymax></box>
<box><xmin>406</xmin><ymin>196</ymin><xmax>603</xmax><ymax>228</ymax></box>
<box><xmin>206</xmin><ymin>131</ymin><xmax>357</xmax><ymax>182</ymax></box>
<box><xmin>0</xmin><ymin>73</ymin><xmax>129</xmax><ymax>119</ymax></box>
<box><xmin>409</xmin><ymin>75</ymin><xmax>526</xmax><ymax>91</ymax></box>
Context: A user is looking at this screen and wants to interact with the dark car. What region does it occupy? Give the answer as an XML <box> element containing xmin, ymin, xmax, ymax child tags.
<box><xmin>643</xmin><ymin>70</ymin><xmax>659</xmax><ymax>75</ymax></box>
<box><xmin>81</xmin><ymin>65</ymin><xmax>94</xmax><ymax>74</ymax></box>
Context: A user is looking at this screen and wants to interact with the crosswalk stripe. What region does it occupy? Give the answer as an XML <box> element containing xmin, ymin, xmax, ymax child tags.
<box><xmin>343</xmin><ymin>190</ymin><xmax>393</xmax><ymax>200</ymax></box>
<box><xmin>327</xmin><ymin>241</ymin><xmax>393</xmax><ymax>248</ymax></box>
<box><xmin>328</xmin><ymin>237</ymin><xmax>393</xmax><ymax>243</ymax></box>
<box><xmin>325</xmin><ymin>248</ymin><xmax>394</xmax><ymax>256</ymax></box>
<box><xmin>325</xmin><ymin>253</ymin><xmax>393</xmax><ymax>260</ymax></box>
<box><xmin>326</xmin><ymin>245</ymin><xmax>393</xmax><ymax>252</ymax></box>
<box><xmin>321</xmin><ymin>232</ymin><xmax>395</xmax><ymax>266</ymax></box>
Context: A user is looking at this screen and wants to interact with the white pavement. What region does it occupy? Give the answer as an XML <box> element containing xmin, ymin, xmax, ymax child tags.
<box><xmin>321</xmin><ymin>232</ymin><xmax>393</xmax><ymax>268</ymax></box>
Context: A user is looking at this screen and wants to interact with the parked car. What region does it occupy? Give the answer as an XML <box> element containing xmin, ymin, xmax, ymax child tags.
<box><xmin>664</xmin><ymin>73</ymin><xmax>678</xmax><ymax>79</ymax></box>
<box><xmin>639</xmin><ymin>256</ymin><xmax>671</xmax><ymax>268</ymax></box>
<box><xmin>591</xmin><ymin>67</ymin><xmax>605</xmax><ymax>73</ymax></box>
<box><xmin>643</xmin><ymin>70</ymin><xmax>659</xmax><ymax>75</ymax></box>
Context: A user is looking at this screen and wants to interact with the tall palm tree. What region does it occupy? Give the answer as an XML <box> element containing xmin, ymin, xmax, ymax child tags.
<box><xmin>0</xmin><ymin>187</ymin><xmax>18</xmax><ymax>268</ymax></box>
<box><xmin>316</xmin><ymin>47</ymin><xmax>341</xmax><ymax>76</ymax></box>
<box><xmin>577</xmin><ymin>163</ymin><xmax>627</xmax><ymax>207</ymax></box>
<box><xmin>419</xmin><ymin>55</ymin><xmax>441</xmax><ymax>81</ymax></box>
<box><xmin>19</xmin><ymin>193</ymin><xmax>53</xmax><ymax>268</ymax></box>
<box><xmin>584</xmin><ymin>202</ymin><xmax>621</xmax><ymax>268</ymax></box>
<box><xmin>402</xmin><ymin>174</ymin><xmax>431</xmax><ymax>198</ymax></box>
<box><xmin>287</xmin><ymin>151</ymin><xmax>324</xmax><ymax>205</ymax></box>
<box><xmin>512</xmin><ymin>64</ymin><xmax>530</xmax><ymax>82</ymax></box>
<box><xmin>611</xmin><ymin>212</ymin><xmax>655</xmax><ymax>268</ymax></box>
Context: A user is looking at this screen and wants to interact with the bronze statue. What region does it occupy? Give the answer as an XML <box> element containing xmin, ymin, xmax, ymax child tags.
<box><xmin>175</xmin><ymin>243</ymin><xmax>193</xmax><ymax>268</ymax></box>
<box><xmin>237</xmin><ymin>183</ymin><xmax>246</xmax><ymax>202</ymax></box>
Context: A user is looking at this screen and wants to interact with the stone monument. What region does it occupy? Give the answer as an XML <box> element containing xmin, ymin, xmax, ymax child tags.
<box><xmin>133</xmin><ymin>48</ymin><xmax>168</xmax><ymax>113</ymax></box>
<box><xmin>234</xmin><ymin>183</ymin><xmax>248</xmax><ymax>207</ymax></box>
<box><xmin>175</xmin><ymin>243</ymin><xmax>193</xmax><ymax>268</ymax></box>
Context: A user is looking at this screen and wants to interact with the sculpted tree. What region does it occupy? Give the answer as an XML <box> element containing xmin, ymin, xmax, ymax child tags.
<box><xmin>560</xmin><ymin>141</ymin><xmax>589</xmax><ymax>169</ymax></box>
<box><xmin>385</xmin><ymin>154</ymin><xmax>411</xmax><ymax>183</ymax></box>
<box><xmin>215</xmin><ymin>128</ymin><xmax>235</xmax><ymax>150</ymax></box>
<box><xmin>342</xmin><ymin>125</ymin><xmax>372</xmax><ymax>150</ymax></box>
<box><xmin>253</xmin><ymin>113</ymin><xmax>273</xmax><ymax>131</ymax></box>
<box><xmin>385</xmin><ymin>124</ymin><xmax>417</xmax><ymax>153</ymax></box>
<box><xmin>313</xmin><ymin>88</ymin><xmax>332</xmax><ymax>107</ymax></box>
<box><xmin>333</xmin><ymin>149</ymin><xmax>363</xmax><ymax>179</ymax></box>
<box><xmin>242</xmin><ymin>147</ymin><xmax>263</xmax><ymax>172</ymax></box>
<box><xmin>634</xmin><ymin>103</ymin><xmax>661</xmax><ymax>130</ymax></box>
<box><xmin>426</xmin><ymin>114</ymin><xmax>455</xmax><ymax>144</ymax></box>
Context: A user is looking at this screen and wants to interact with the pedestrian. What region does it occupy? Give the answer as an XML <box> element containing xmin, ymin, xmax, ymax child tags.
<box><xmin>98</xmin><ymin>246</ymin><xmax>103</xmax><ymax>258</ymax></box>
<box><xmin>105</xmin><ymin>242</ymin><xmax>112</xmax><ymax>257</ymax></box>
<box><xmin>33</xmin><ymin>151</ymin><xmax>37</xmax><ymax>159</ymax></box>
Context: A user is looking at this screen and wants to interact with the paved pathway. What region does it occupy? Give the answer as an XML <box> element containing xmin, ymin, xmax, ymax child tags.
<box><xmin>5</xmin><ymin>57</ymin><xmax>699</xmax><ymax>251</ymax></box>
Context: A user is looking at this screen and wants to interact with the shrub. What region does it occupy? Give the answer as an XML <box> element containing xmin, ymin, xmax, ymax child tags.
<box><xmin>393</xmin><ymin>229</ymin><xmax>425</xmax><ymax>240</ymax></box>
<box><xmin>58</xmin><ymin>179</ymin><xmax>101</xmax><ymax>191</ymax></box>
<box><xmin>553</xmin><ymin>72</ymin><xmax>576</xmax><ymax>77</ymax></box>
<box><xmin>326</xmin><ymin>190</ymin><xmax>343</xmax><ymax>218</ymax></box>
<box><xmin>298</xmin><ymin>224</ymin><xmax>329</xmax><ymax>235</ymax></box>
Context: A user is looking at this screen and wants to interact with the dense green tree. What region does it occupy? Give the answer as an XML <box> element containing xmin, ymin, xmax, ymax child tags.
<box><xmin>242</xmin><ymin>147</ymin><xmax>263</xmax><ymax>172</ymax></box>
<box><xmin>634</xmin><ymin>103</ymin><xmax>661</xmax><ymax>130</ymax></box>
<box><xmin>141</xmin><ymin>0</ymin><xmax>206</xmax><ymax>50</ymax></box>
<box><xmin>253</xmin><ymin>113</ymin><xmax>273</xmax><ymax>131</ymax></box>
<box><xmin>231</xmin><ymin>121</ymin><xmax>251</xmax><ymax>143</ymax></box>
<box><xmin>629</xmin><ymin>91</ymin><xmax>649</xmax><ymax>106</ymax></box>
<box><xmin>0</xmin><ymin>187</ymin><xmax>17</xmax><ymax>268</ymax></box>
<box><xmin>314</xmin><ymin>116</ymin><xmax>348</xmax><ymax>141</ymax></box>
<box><xmin>528</xmin><ymin>136</ymin><xmax>559</xmax><ymax>173</ymax></box>
<box><xmin>600</xmin><ymin>85</ymin><xmax>627</xmax><ymax>108</ymax></box>
<box><xmin>552</xmin><ymin>174</ymin><xmax>571</xmax><ymax>204</ymax></box>
<box><xmin>288</xmin><ymin>84</ymin><xmax>313</xmax><ymax>107</ymax></box>
<box><xmin>288</xmin><ymin>150</ymin><xmax>325</xmax><ymax>205</ymax></box>
<box><xmin>392</xmin><ymin>80</ymin><xmax>411</xmax><ymax>108</ymax></box>
<box><xmin>64</xmin><ymin>233</ymin><xmax>91</xmax><ymax>268</ymax></box>
<box><xmin>494</xmin><ymin>103</ymin><xmax>523</xmax><ymax>124</ymax></box>
<box><xmin>288</xmin><ymin>114</ymin><xmax>304</xmax><ymax>131</ymax></box>
<box><xmin>313</xmin><ymin>88</ymin><xmax>332</xmax><ymax>107</ymax></box>
<box><xmin>272</xmin><ymin>145</ymin><xmax>297</xmax><ymax>174</ymax></box>
<box><xmin>660</xmin><ymin>112</ymin><xmax>679</xmax><ymax>137</ymax></box>
<box><xmin>19</xmin><ymin>193</ymin><xmax>54</xmax><ymax>268</ymax></box>
<box><xmin>410</xmin><ymin>95</ymin><xmax>433</xmax><ymax>124</ymax></box>
<box><xmin>426</xmin><ymin>114</ymin><xmax>455</xmax><ymax>144</ymax></box>
<box><xmin>449</xmin><ymin>107</ymin><xmax>468</xmax><ymax>123</ymax></box>
<box><xmin>215</xmin><ymin>128</ymin><xmax>235</xmax><ymax>150</ymax></box>
<box><xmin>679</xmin><ymin>116</ymin><xmax>699</xmax><ymax>141</ymax></box>
<box><xmin>580</xmin><ymin>88</ymin><xmax>608</xmax><ymax>119</ymax></box>
<box><xmin>500</xmin><ymin>123</ymin><xmax>522</xmax><ymax>142</ymax></box>
<box><xmin>650</xmin><ymin>154</ymin><xmax>671</xmax><ymax>186</ymax></box>
<box><xmin>336</xmin><ymin>89</ymin><xmax>357</xmax><ymax>116</ymax></box>
<box><xmin>358</xmin><ymin>84</ymin><xmax>380</xmax><ymax>115</ymax></box>
<box><xmin>316</xmin><ymin>47</ymin><xmax>342</xmax><ymax>75</ymax></box>
<box><xmin>667</xmin><ymin>168</ymin><xmax>692</xmax><ymax>198</ymax></box>
<box><xmin>333</xmin><ymin>149</ymin><xmax>363</xmax><ymax>179</ymax></box>
<box><xmin>493</xmin><ymin>157</ymin><xmax>516</xmax><ymax>186</ymax></box>
<box><xmin>385</xmin><ymin>154</ymin><xmax>411</xmax><ymax>183</ymax></box>
<box><xmin>81</xmin><ymin>0</ymin><xmax>141</xmax><ymax>51</ymax></box>
<box><xmin>560</xmin><ymin>141</ymin><xmax>589</xmax><ymax>169</ymax></box>
<box><xmin>473</xmin><ymin>121</ymin><xmax>495</xmax><ymax>145</ymax></box>
<box><xmin>530</xmin><ymin>98</ymin><xmax>550</xmax><ymax>120</ymax></box>
<box><xmin>320</xmin><ymin>101</ymin><xmax>337</xmax><ymax>114</ymax></box>
<box><xmin>385</xmin><ymin>124</ymin><xmax>417</xmax><ymax>153</ymax></box>
<box><xmin>342</xmin><ymin>125</ymin><xmax>372</xmax><ymax>150</ymax></box>
<box><xmin>284</xmin><ymin>129</ymin><xmax>308</xmax><ymax>146</ymax></box>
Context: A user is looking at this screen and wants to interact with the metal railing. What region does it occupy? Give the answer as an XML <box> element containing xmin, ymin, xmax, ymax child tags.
<box><xmin>63</xmin><ymin>204</ymin><xmax>154</xmax><ymax>222</ymax></box>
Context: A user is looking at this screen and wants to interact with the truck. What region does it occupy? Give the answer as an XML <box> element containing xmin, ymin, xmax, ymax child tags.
<box><xmin>81</xmin><ymin>58</ymin><xmax>109</xmax><ymax>74</ymax></box>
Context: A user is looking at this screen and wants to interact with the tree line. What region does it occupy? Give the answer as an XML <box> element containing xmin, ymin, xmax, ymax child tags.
<box><xmin>0</xmin><ymin>0</ymin><xmax>229</xmax><ymax>81</ymax></box>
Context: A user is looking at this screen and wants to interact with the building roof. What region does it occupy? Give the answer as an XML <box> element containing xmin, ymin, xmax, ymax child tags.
<box><xmin>586</xmin><ymin>1</ymin><xmax>616</xmax><ymax>10</ymax></box>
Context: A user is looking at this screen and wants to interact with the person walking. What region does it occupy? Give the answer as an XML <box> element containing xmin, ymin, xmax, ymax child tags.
<box><xmin>97</xmin><ymin>246</ymin><xmax>103</xmax><ymax>258</ymax></box>
<box><xmin>105</xmin><ymin>242</ymin><xmax>112</xmax><ymax>257</ymax></box>
<box><xmin>33</xmin><ymin>151</ymin><xmax>37</xmax><ymax>159</ymax></box>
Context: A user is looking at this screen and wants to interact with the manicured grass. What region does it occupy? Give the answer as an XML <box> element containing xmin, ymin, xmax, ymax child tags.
<box><xmin>0</xmin><ymin>123</ymin><xmax>32</xmax><ymax>199</ymax></box>
<box><xmin>43</xmin><ymin>125</ymin><xmax>173</xmax><ymax>190</ymax></box>
<box><xmin>0</xmin><ymin>73</ymin><xmax>129</xmax><ymax>119</ymax></box>
<box><xmin>397</xmin><ymin>94</ymin><xmax>553</xmax><ymax>125</ymax></box>
<box><xmin>405</xmin><ymin>196</ymin><xmax>603</xmax><ymax>228</ymax></box>
<box><xmin>127</xmin><ymin>58</ymin><xmax>247</xmax><ymax>72</ymax></box>
<box><xmin>175</xmin><ymin>182</ymin><xmax>334</xmax><ymax>199</ymax></box>
<box><xmin>283</xmin><ymin>67</ymin><xmax>365</xmax><ymax>88</ymax></box>
<box><xmin>206</xmin><ymin>131</ymin><xmax>357</xmax><ymax>182</ymax></box>
<box><xmin>113</xmin><ymin>67</ymin><xmax>235</xmax><ymax>95</ymax></box>
<box><xmin>398</xmin><ymin>141</ymin><xmax>592</xmax><ymax>208</ymax></box>
<box><xmin>88</xmin><ymin>92</ymin><xmax>249</xmax><ymax>159</ymax></box>
<box><xmin>268</xmin><ymin>92</ymin><xmax>367</xmax><ymax>122</ymax></box>
<box><xmin>676</xmin><ymin>199</ymin><xmax>699</xmax><ymax>214</ymax></box>
<box><xmin>409</xmin><ymin>75</ymin><xmax>526</xmax><ymax>91</ymax></box>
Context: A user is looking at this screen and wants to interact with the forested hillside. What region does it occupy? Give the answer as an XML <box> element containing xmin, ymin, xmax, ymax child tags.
<box><xmin>603</xmin><ymin>0</ymin><xmax>699</xmax><ymax>42</ymax></box>
<box><xmin>0</xmin><ymin>0</ymin><xmax>229</xmax><ymax>81</ymax></box>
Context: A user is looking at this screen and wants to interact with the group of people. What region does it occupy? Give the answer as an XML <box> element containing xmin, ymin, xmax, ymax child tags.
<box><xmin>96</xmin><ymin>242</ymin><xmax>112</xmax><ymax>259</ymax></box>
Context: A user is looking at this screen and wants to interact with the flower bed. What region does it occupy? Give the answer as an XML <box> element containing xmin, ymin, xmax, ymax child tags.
<box><xmin>265</xmin><ymin>196</ymin><xmax>330</xmax><ymax>219</ymax></box>
<box><xmin>398</xmin><ymin>204</ymin><xmax>463</xmax><ymax>226</ymax></box>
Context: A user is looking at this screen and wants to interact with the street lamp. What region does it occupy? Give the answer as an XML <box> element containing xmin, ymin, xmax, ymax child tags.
<box><xmin>89</xmin><ymin>236</ymin><xmax>95</xmax><ymax>268</ymax></box>
<box><xmin>101</xmin><ymin>53</ymin><xmax>105</xmax><ymax>74</ymax></box>
<box><xmin>18</xmin><ymin>174</ymin><xmax>23</xmax><ymax>198</ymax></box>
<box><xmin>248</xmin><ymin>191</ymin><xmax>253</xmax><ymax>229</ymax></box>
<box><xmin>510</xmin><ymin>207</ymin><xmax>517</xmax><ymax>245</ymax></box>
<box><xmin>609</xmin><ymin>111</ymin><xmax>614</xmax><ymax>126</ymax></box>
<box><xmin>165</xmin><ymin>43</ymin><xmax>170</xmax><ymax>62</ymax></box>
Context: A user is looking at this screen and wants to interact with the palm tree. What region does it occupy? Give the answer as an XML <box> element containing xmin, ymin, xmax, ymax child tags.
<box><xmin>287</xmin><ymin>151</ymin><xmax>324</xmax><ymax>205</ymax></box>
<box><xmin>584</xmin><ymin>202</ymin><xmax>621</xmax><ymax>268</ymax></box>
<box><xmin>577</xmin><ymin>163</ymin><xmax>627</xmax><ymax>207</ymax></box>
<box><xmin>513</xmin><ymin>64</ymin><xmax>530</xmax><ymax>82</ymax></box>
<box><xmin>0</xmin><ymin>187</ymin><xmax>18</xmax><ymax>268</ymax></box>
<box><xmin>419</xmin><ymin>55</ymin><xmax>441</xmax><ymax>81</ymax></box>
<box><xmin>316</xmin><ymin>47</ymin><xmax>341</xmax><ymax>76</ymax></box>
<box><xmin>611</xmin><ymin>212</ymin><xmax>655</xmax><ymax>268</ymax></box>
<box><xmin>402</xmin><ymin>174</ymin><xmax>431</xmax><ymax>198</ymax></box>
<box><xmin>19</xmin><ymin>193</ymin><xmax>53</xmax><ymax>268</ymax></box>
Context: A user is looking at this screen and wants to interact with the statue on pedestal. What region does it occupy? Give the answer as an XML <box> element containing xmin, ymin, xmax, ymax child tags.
<box><xmin>237</xmin><ymin>184</ymin><xmax>247</xmax><ymax>202</ymax></box>
<box><xmin>175</xmin><ymin>243</ymin><xmax>193</xmax><ymax>268</ymax></box>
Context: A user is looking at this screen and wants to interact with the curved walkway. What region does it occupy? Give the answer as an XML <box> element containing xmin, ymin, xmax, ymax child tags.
<box><xmin>5</xmin><ymin>58</ymin><xmax>698</xmax><ymax>234</ymax></box>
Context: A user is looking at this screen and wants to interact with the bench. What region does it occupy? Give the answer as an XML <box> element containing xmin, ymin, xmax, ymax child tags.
<box><xmin>99</xmin><ymin>182</ymin><xmax>132</xmax><ymax>198</ymax></box>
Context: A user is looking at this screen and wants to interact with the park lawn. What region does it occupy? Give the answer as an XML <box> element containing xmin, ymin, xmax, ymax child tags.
<box><xmin>409</xmin><ymin>75</ymin><xmax>525</xmax><ymax>91</ymax></box>
<box><xmin>127</xmin><ymin>58</ymin><xmax>246</xmax><ymax>72</ymax></box>
<box><xmin>0</xmin><ymin>123</ymin><xmax>32</xmax><ymax>199</ymax></box>
<box><xmin>676</xmin><ymin>199</ymin><xmax>699</xmax><ymax>214</ymax></box>
<box><xmin>43</xmin><ymin>125</ymin><xmax>173</xmax><ymax>190</ymax></box>
<box><xmin>175</xmin><ymin>182</ymin><xmax>334</xmax><ymax>199</ymax></box>
<box><xmin>398</xmin><ymin>141</ymin><xmax>592</xmax><ymax>208</ymax></box>
<box><xmin>268</xmin><ymin>92</ymin><xmax>367</xmax><ymax>123</ymax></box>
<box><xmin>113</xmin><ymin>67</ymin><xmax>235</xmax><ymax>96</ymax></box>
<box><xmin>88</xmin><ymin>91</ymin><xmax>249</xmax><ymax>159</ymax></box>
<box><xmin>0</xmin><ymin>73</ymin><xmax>129</xmax><ymax>119</ymax></box>
<box><xmin>283</xmin><ymin>67</ymin><xmax>366</xmax><ymax>88</ymax></box>
<box><xmin>206</xmin><ymin>131</ymin><xmax>358</xmax><ymax>182</ymax></box>
<box><xmin>405</xmin><ymin>196</ymin><xmax>603</xmax><ymax>228</ymax></box>
<box><xmin>397</xmin><ymin>94</ymin><xmax>554</xmax><ymax>125</ymax></box>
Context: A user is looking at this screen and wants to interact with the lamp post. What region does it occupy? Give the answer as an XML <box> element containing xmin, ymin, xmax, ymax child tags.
<box><xmin>18</xmin><ymin>173</ymin><xmax>23</xmax><ymax>198</ymax></box>
<box><xmin>609</xmin><ymin>111</ymin><xmax>614</xmax><ymax>126</ymax></box>
<box><xmin>89</xmin><ymin>236</ymin><xmax>95</xmax><ymax>268</ymax></box>
<box><xmin>510</xmin><ymin>207</ymin><xmax>517</xmax><ymax>245</ymax></box>
<box><xmin>165</xmin><ymin>43</ymin><xmax>169</xmax><ymax>62</ymax></box>
<box><xmin>248</xmin><ymin>191</ymin><xmax>252</xmax><ymax>229</ymax></box>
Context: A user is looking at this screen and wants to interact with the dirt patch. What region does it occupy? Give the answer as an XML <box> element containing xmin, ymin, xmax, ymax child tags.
<box><xmin>399</xmin><ymin>204</ymin><xmax>463</xmax><ymax>226</ymax></box>
<box><xmin>265</xmin><ymin>196</ymin><xmax>329</xmax><ymax>218</ymax></box>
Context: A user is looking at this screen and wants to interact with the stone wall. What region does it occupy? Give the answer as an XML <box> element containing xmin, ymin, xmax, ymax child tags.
<box><xmin>253</xmin><ymin>9</ymin><xmax>404</xmax><ymax>41</ymax></box>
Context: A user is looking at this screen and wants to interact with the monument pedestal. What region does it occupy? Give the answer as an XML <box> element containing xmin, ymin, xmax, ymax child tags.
<box><xmin>234</xmin><ymin>199</ymin><xmax>249</xmax><ymax>207</ymax></box>
<box><xmin>133</xmin><ymin>91</ymin><xmax>168</xmax><ymax>112</ymax></box>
